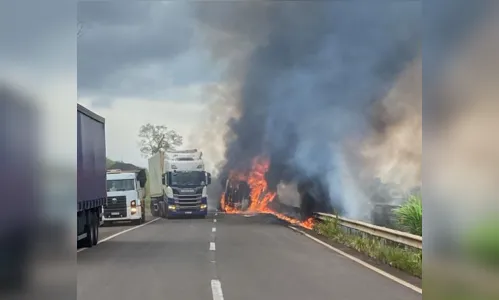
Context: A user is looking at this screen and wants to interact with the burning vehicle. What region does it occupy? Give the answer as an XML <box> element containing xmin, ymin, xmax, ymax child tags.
<box><xmin>222</xmin><ymin>178</ymin><xmax>251</xmax><ymax>212</ymax></box>
<box><xmin>219</xmin><ymin>157</ymin><xmax>315</xmax><ymax>229</ymax></box>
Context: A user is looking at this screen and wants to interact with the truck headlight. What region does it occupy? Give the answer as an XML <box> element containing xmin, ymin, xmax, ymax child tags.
<box><xmin>200</xmin><ymin>204</ymin><xmax>207</xmax><ymax>209</ymax></box>
<box><xmin>168</xmin><ymin>205</ymin><xmax>176</xmax><ymax>210</ymax></box>
<box><xmin>131</xmin><ymin>207</ymin><xmax>137</xmax><ymax>214</ymax></box>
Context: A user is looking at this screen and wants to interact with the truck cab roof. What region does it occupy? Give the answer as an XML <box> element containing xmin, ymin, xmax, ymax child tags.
<box><xmin>107</xmin><ymin>169</ymin><xmax>138</xmax><ymax>180</ymax></box>
<box><xmin>107</xmin><ymin>173</ymin><xmax>136</xmax><ymax>180</ymax></box>
<box><xmin>164</xmin><ymin>159</ymin><xmax>204</xmax><ymax>172</ymax></box>
<box><xmin>164</xmin><ymin>149</ymin><xmax>202</xmax><ymax>161</ymax></box>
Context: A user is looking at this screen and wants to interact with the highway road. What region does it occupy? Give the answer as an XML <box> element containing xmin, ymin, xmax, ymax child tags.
<box><xmin>77</xmin><ymin>212</ymin><xmax>422</xmax><ymax>300</ymax></box>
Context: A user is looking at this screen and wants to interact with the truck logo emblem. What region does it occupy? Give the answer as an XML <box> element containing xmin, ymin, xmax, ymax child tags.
<box><xmin>112</xmin><ymin>198</ymin><xmax>117</xmax><ymax>204</ymax></box>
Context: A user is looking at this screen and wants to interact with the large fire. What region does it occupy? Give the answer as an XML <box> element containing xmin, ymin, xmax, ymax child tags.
<box><xmin>220</xmin><ymin>157</ymin><xmax>315</xmax><ymax>230</ymax></box>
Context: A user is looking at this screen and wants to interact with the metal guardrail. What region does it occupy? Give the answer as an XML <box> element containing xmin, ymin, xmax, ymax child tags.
<box><xmin>314</xmin><ymin>212</ymin><xmax>422</xmax><ymax>249</ymax></box>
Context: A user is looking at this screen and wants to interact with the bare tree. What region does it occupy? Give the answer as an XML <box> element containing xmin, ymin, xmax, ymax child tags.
<box><xmin>138</xmin><ymin>123</ymin><xmax>183</xmax><ymax>158</ymax></box>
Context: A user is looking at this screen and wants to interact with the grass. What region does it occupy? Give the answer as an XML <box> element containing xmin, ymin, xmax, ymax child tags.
<box><xmin>393</xmin><ymin>193</ymin><xmax>422</xmax><ymax>236</ymax></box>
<box><xmin>314</xmin><ymin>217</ymin><xmax>422</xmax><ymax>277</ymax></box>
<box><xmin>462</xmin><ymin>216</ymin><xmax>499</xmax><ymax>268</ymax></box>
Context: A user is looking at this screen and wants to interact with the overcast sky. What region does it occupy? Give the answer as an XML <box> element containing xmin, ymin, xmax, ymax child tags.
<box><xmin>1</xmin><ymin>1</ymin><xmax>76</xmax><ymax>166</ymax></box>
<box><xmin>77</xmin><ymin>1</ymin><xmax>229</xmax><ymax>169</ymax></box>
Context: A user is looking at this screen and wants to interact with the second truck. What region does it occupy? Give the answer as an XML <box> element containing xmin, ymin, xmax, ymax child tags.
<box><xmin>148</xmin><ymin>149</ymin><xmax>211</xmax><ymax>218</ymax></box>
<box><xmin>103</xmin><ymin>169</ymin><xmax>147</xmax><ymax>225</ymax></box>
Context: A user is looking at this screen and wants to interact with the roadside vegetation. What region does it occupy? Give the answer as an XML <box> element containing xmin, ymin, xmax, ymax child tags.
<box><xmin>314</xmin><ymin>192</ymin><xmax>423</xmax><ymax>277</ymax></box>
<box><xmin>393</xmin><ymin>193</ymin><xmax>422</xmax><ymax>236</ymax></box>
<box><xmin>462</xmin><ymin>216</ymin><xmax>499</xmax><ymax>268</ymax></box>
<box><xmin>314</xmin><ymin>216</ymin><xmax>422</xmax><ymax>277</ymax></box>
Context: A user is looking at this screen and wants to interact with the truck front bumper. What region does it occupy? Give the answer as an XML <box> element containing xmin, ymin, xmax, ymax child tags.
<box><xmin>102</xmin><ymin>207</ymin><xmax>143</xmax><ymax>221</ymax></box>
<box><xmin>166</xmin><ymin>207</ymin><xmax>207</xmax><ymax>217</ymax></box>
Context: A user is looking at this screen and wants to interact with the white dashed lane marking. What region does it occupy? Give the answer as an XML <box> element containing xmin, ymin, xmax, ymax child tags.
<box><xmin>211</xmin><ymin>279</ymin><xmax>224</xmax><ymax>300</ymax></box>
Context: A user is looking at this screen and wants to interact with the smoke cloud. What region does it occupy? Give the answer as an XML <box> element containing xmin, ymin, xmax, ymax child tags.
<box><xmin>193</xmin><ymin>1</ymin><xmax>421</xmax><ymax>220</ymax></box>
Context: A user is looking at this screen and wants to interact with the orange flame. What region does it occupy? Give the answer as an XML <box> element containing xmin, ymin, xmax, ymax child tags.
<box><xmin>221</xmin><ymin>157</ymin><xmax>314</xmax><ymax>230</ymax></box>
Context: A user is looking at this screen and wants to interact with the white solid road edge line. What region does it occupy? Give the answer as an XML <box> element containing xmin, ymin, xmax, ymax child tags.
<box><xmin>77</xmin><ymin>218</ymin><xmax>161</xmax><ymax>253</ymax></box>
<box><xmin>211</xmin><ymin>279</ymin><xmax>224</xmax><ymax>300</ymax></box>
<box><xmin>210</xmin><ymin>242</ymin><xmax>216</xmax><ymax>251</ymax></box>
<box><xmin>288</xmin><ymin>226</ymin><xmax>422</xmax><ymax>294</ymax></box>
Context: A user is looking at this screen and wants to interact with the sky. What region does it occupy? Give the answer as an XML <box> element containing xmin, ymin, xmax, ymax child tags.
<box><xmin>0</xmin><ymin>1</ymin><xmax>76</xmax><ymax>166</ymax></box>
<box><xmin>77</xmin><ymin>1</ymin><xmax>228</xmax><ymax>170</ymax></box>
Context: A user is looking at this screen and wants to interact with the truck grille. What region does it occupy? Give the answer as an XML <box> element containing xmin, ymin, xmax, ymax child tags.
<box><xmin>174</xmin><ymin>194</ymin><xmax>202</xmax><ymax>208</ymax></box>
<box><xmin>105</xmin><ymin>195</ymin><xmax>127</xmax><ymax>209</ymax></box>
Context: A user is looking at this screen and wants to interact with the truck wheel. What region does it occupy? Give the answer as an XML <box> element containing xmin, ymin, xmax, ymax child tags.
<box><xmin>82</xmin><ymin>215</ymin><xmax>94</xmax><ymax>248</ymax></box>
<box><xmin>92</xmin><ymin>213</ymin><xmax>99</xmax><ymax>246</ymax></box>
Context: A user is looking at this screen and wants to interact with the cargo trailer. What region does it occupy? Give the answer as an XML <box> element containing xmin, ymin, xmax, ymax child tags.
<box><xmin>77</xmin><ymin>103</ymin><xmax>106</xmax><ymax>248</ymax></box>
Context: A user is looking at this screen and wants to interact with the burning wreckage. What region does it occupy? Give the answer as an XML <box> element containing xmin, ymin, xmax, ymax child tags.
<box><xmin>219</xmin><ymin>157</ymin><xmax>328</xmax><ymax>229</ymax></box>
<box><xmin>219</xmin><ymin>157</ymin><xmax>413</xmax><ymax>230</ymax></box>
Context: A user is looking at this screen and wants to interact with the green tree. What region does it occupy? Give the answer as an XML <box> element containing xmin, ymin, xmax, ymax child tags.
<box><xmin>106</xmin><ymin>157</ymin><xmax>115</xmax><ymax>169</ymax></box>
<box><xmin>138</xmin><ymin>123</ymin><xmax>183</xmax><ymax>158</ymax></box>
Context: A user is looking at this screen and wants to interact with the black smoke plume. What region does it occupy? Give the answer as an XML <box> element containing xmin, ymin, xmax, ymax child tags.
<box><xmin>194</xmin><ymin>1</ymin><xmax>421</xmax><ymax>219</ymax></box>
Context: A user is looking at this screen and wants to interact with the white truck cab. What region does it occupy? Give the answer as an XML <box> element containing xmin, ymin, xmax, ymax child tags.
<box><xmin>103</xmin><ymin>169</ymin><xmax>147</xmax><ymax>225</ymax></box>
<box><xmin>148</xmin><ymin>149</ymin><xmax>211</xmax><ymax>218</ymax></box>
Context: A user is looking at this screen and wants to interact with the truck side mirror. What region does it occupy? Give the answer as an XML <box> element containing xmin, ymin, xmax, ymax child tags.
<box><xmin>207</xmin><ymin>172</ymin><xmax>212</xmax><ymax>185</ymax></box>
<box><xmin>137</xmin><ymin>169</ymin><xmax>147</xmax><ymax>188</ymax></box>
<box><xmin>166</xmin><ymin>172</ymin><xmax>173</xmax><ymax>186</ymax></box>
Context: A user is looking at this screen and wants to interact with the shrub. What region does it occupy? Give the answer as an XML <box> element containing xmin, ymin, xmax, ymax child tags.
<box><xmin>393</xmin><ymin>193</ymin><xmax>422</xmax><ymax>236</ymax></box>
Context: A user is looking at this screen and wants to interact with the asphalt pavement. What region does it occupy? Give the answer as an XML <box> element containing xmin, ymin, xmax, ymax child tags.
<box><xmin>77</xmin><ymin>212</ymin><xmax>422</xmax><ymax>300</ymax></box>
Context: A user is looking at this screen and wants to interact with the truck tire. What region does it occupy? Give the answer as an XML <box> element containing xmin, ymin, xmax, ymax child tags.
<box><xmin>82</xmin><ymin>213</ymin><xmax>94</xmax><ymax>248</ymax></box>
<box><xmin>92</xmin><ymin>213</ymin><xmax>99</xmax><ymax>246</ymax></box>
<box><xmin>150</xmin><ymin>203</ymin><xmax>157</xmax><ymax>217</ymax></box>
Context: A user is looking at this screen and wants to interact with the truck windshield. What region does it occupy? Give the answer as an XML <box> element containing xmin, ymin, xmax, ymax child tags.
<box><xmin>171</xmin><ymin>171</ymin><xmax>205</xmax><ymax>186</ymax></box>
<box><xmin>107</xmin><ymin>179</ymin><xmax>135</xmax><ymax>192</ymax></box>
